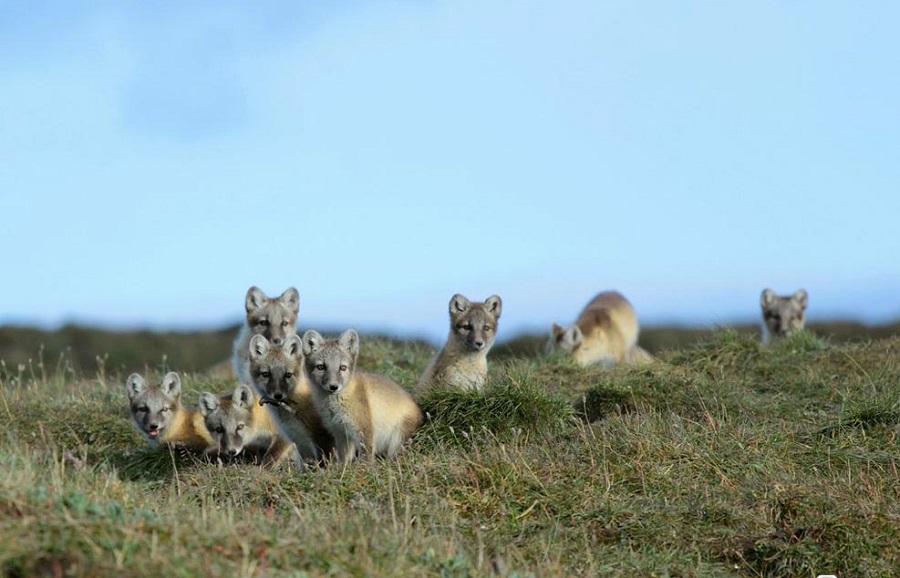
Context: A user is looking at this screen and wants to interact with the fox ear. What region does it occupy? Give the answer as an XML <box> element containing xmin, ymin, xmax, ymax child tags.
<box><xmin>760</xmin><ymin>288</ymin><xmax>776</xmax><ymax>308</ymax></box>
<box><xmin>161</xmin><ymin>372</ymin><xmax>182</xmax><ymax>399</ymax></box>
<box><xmin>302</xmin><ymin>330</ymin><xmax>324</xmax><ymax>357</ymax></box>
<box><xmin>279</xmin><ymin>287</ymin><xmax>300</xmax><ymax>315</ymax></box>
<box><xmin>449</xmin><ymin>294</ymin><xmax>470</xmax><ymax>315</ymax></box>
<box><xmin>484</xmin><ymin>295</ymin><xmax>502</xmax><ymax>319</ymax></box>
<box><xmin>792</xmin><ymin>289</ymin><xmax>808</xmax><ymax>309</ymax></box>
<box><xmin>125</xmin><ymin>373</ymin><xmax>145</xmax><ymax>399</ymax></box>
<box><xmin>198</xmin><ymin>392</ymin><xmax>219</xmax><ymax>416</ymax></box>
<box><xmin>551</xmin><ymin>323</ymin><xmax>565</xmax><ymax>338</ymax></box>
<box><xmin>233</xmin><ymin>384</ymin><xmax>254</xmax><ymax>408</ymax></box>
<box><xmin>246</xmin><ymin>286</ymin><xmax>268</xmax><ymax>313</ymax></box>
<box><xmin>249</xmin><ymin>334</ymin><xmax>270</xmax><ymax>361</ymax></box>
<box><xmin>284</xmin><ymin>333</ymin><xmax>303</xmax><ymax>359</ymax></box>
<box><xmin>339</xmin><ymin>329</ymin><xmax>360</xmax><ymax>360</ymax></box>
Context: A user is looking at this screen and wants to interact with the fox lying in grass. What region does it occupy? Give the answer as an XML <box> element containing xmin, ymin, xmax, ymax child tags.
<box><xmin>550</xmin><ymin>291</ymin><xmax>652</xmax><ymax>367</ymax></box>
<box><xmin>125</xmin><ymin>371</ymin><xmax>213</xmax><ymax>453</ymax></box>
<box><xmin>198</xmin><ymin>383</ymin><xmax>299</xmax><ymax>467</ymax></box>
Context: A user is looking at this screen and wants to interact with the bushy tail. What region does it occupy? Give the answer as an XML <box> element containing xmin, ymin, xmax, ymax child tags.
<box><xmin>626</xmin><ymin>345</ymin><xmax>655</xmax><ymax>365</ymax></box>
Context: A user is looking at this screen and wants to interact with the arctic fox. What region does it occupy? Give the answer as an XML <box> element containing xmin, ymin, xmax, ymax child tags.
<box><xmin>125</xmin><ymin>372</ymin><xmax>213</xmax><ymax>453</ymax></box>
<box><xmin>198</xmin><ymin>383</ymin><xmax>299</xmax><ymax>467</ymax></box>
<box><xmin>248</xmin><ymin>333</ymin><xmax>333</xmax><ymax>462</ymax></box>
<box><xmin>232</xmin><ymin>286</ymin><xmax>300</xmax><ymax>385</ymax></box>
<box><xmin>302</xmin><ymin>329</ymin><xmax>424</xmax><ymax>465</ymax></box>
<box><xmin>417</xmin><ymin>294</ymin><xmax>502</xmax><ymax>392</ymax></box>
<box><xmin>550</xmin><ymin>291</ymin><xmax>651</xmax><ymax>367</ymax></box>
<box><xmin>760</xmin><ymin>288</ymin><xmax>808</xmax><ymax>345</ymax></box>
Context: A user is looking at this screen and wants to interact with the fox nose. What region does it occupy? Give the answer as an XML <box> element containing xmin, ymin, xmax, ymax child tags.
<box><xmin>148</xmin><ymin>423</ymin><xmax>159</xmax><ymax>430</ymax></box>
<box><xmin>473</xmin><ymin>340</ymin><xmax>485</xmax><ymax>349</ymax></box>
<box><xmin>273</xmin><ymin>392</ymin><xmax>284</xmax><ymax>401</ymax></box>
<box><xmin>227</xmin><ymin>448</ymin><xmax>239</xmax><ymax>456</ymax></box>
<box><xmin>328</xmin><ymin>384</ymin><xmax>339</xmax><ymax>392</ymax></box>
<box><xmin>271</xmin><ymin>337</ymin><xmax>284</xmax><ymax>346</ymax></box>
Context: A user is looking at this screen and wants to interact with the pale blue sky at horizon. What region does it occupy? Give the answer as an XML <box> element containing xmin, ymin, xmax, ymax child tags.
<box><xmin>2</xmin><ymin>1</ymin><xmax>898</xmax><ymax>344</ymax></box>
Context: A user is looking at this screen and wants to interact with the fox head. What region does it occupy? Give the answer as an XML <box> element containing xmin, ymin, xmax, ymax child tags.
<box><xmin>761</xmin><ymin>288</ymin><xmax>808</xmax><ymax>340</ymax></box>
<box><xmin>126</xmin><ymin>372</ymin><xmax>183</xmax><ymax>441</ymax></box>
<box><xmin>448</xmin><ymin>294</ymin><xmax>502</xmax><ymax>353</ymax></box>
<box><xmin>549</xmin><ymin>321</ymin><xmax>617</xmax><ymax>367</ymax></box>
<box><xmin>248</xmin><ymin>333</ymin><xmax>303</xmax><ymax>403</ymax></box>
<box><xmin>244</xmin><ymin>286</ymin><xmax>300</xmax><ymax>347</ymax></box>
<box><xmin>550</xmin><ymin>323</ymin><xmax>584</xmax><ymax>355</ymax></box>
<box><xmin>301</xmin><ymin>329</ymin><xmax>359</xmax><ymax>395</ymax></box>
<box><xmin>198</xmin><ymin>384</ymin><xmax>259</xmax><ymax>458</ymax></box>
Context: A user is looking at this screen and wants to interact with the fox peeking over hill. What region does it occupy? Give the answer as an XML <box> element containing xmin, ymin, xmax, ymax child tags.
<box><xmin>760</xmin><ymin>288</ymin><xmax>808</xmax><ymax>345</ymax></box>
<box><xmin>417</xmin><ymin>294</ymin><xmax>502</xmax><ymax>392</ymax></box>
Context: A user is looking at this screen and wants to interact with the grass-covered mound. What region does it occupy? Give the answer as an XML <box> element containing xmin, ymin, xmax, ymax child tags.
<box><xmin>1</xmin><ymin>331</ymin><xmax>899</xmax><ymax>576</ymax></box>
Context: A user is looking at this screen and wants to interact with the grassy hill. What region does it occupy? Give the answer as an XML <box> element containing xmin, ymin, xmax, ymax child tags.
<box><xmin>0</xmin><ymin>327</ymin><xmax>899</xmax><ymax>576</ymax></box>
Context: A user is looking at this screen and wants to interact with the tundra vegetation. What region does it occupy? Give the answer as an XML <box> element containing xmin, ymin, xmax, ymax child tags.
<box><xmin>0</xmin><ymin>327</ymin><xmax>898</xmax><ymax>577</ymax></box>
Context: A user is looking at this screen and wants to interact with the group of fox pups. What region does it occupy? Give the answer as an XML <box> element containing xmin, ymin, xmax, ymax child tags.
<box><xmin>127</xmin><ymin>285</ymin><xmax>808</xmax><ymax>468</ymax></box>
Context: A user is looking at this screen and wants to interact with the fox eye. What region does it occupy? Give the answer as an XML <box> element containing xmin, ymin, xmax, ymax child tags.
<box><xmin>259</xmin><ymin>319</ymin><xmax>269</xmax><ymax>327</ymax></box>
<box><xmin>160</xmin><ymin>406</ymin><xmax>170</xmax><ymax>413</ymax></box>
<box><xmin>315</xmin><ymin>364</ymin><xmax>326</xmax><ymax>371</ymax></box>
<box><xmin>215</xmin><ymin>426</ymin><xmax>224</xmax><ymax>434</ymax></box>
<box><xmin>261</xmin><ymin>371</ymin><xmax>271</xmax><ymax>379</ymax></box>
<box><xmin>138</xmin><ymin>406</ymin><xmax>148</xmax><ymax>413</ymax></box>
<box><xmin>483</xmin><ymin>325</ymin><xmax>493</xmax><ymax>332</ymax></box>
<box><xmin>281</xmin><ymin>321</ymin><xmax>289</xmax><ymax>327</ymax></box>
<box><xmin>284</xmin><ymin>372</ymin><xmax>293</xmax><ymax>379</ymax></box>
<box><xmin>339</xmin><ymin>364</ymin><xmax>348</xmax><ymax>372</ymax></box>
<box><xmin>236</xmin><ymin>424</ymin><xmax>245</xmax><ymax>431</ymax></box>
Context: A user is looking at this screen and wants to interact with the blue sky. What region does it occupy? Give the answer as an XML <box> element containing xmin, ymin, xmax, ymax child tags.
<box><xmin>2</xmin><ymin>1</ymin><xmax>898</xmax><ymax>344</ymax></box>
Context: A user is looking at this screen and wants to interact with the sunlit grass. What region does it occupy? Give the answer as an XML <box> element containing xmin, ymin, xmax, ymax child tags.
<box><xmin>1</xmin><ymin>332</ymin><xmax>899</xmax><ymax>576</ymax></box>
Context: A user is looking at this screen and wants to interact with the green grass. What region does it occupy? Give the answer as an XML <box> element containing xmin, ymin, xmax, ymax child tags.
<box><xmin>1</xmin><ymin>329</ymin><xmax>899</xmax><ymax>576</ymax></box>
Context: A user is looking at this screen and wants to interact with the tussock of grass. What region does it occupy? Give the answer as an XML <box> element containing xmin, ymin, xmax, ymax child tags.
<box><xmin>418</xmin><ymin>365</ymin><xmax>574</xmax><ymax>445</ymax></box>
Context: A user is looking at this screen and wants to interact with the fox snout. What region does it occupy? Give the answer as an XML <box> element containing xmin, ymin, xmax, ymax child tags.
<box><xmin>265</xmin><ymin>327</ymin><xmax>287</xmax><ymax>346</ymax></box>
<box><xmin>328</xmin><ymin>383</ymin><xmax>340</xmax><ymax>393</ymax></box>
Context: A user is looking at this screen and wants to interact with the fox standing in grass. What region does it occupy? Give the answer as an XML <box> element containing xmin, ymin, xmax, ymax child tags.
<box><xmin>760</xmin><ymin>288</ymin><xmax>808</xmax><ymax>345</ymax></box>
<box><xmin>198</xmin><ymin>383</ymin><xmax>299</xmax><ymax>467</ymax></box>
<box><xmin>248</xmin><ymin>333</ymin><xmax>333</xmax><ymax>462</ymax></box>
<box><xmin>549</xmin><ymin>291</ymin><xmax>652</xmax><ymax>367</ymax></box>
<box><xmin>232</xmin><ymin>286</ymin><xmax>300</xmax><ymax>385</ymax></box>
<box><xmin>417</xmin><ymin>294</ymin><xmax>502</xmax><ymax>392</ymax></box>
<box><xmin>126</xmin><ymin>372</ymin><xmax>213</xmax><ymax>453</ymax></box>
<box><xmin>302</xmin><ymin>329</ymin><xmax>423</xmax><ymax>465</ymax></box>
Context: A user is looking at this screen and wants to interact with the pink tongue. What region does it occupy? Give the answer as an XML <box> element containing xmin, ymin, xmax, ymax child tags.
<box><xmin>149</xmin><ymin>430</ymin><xmax>160</xmax><ymax>438</ymax></box>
